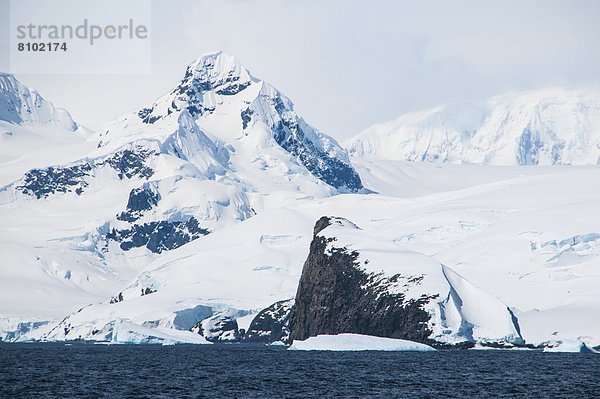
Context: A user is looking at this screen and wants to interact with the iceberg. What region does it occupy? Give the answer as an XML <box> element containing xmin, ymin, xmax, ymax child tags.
<box><xmin>543</xmin><ymin>339</ymin><xmax>599</xmax><ymax>353</ymax></box>
<box><xmin>288</xmin><ymin>333</ymin><xmax>436</xmax><ymax>352</ymax></box>
<box><xmin>110</xmin><ymin>320</ymin><xmax>211</xmax><ymax>345</ymax></box>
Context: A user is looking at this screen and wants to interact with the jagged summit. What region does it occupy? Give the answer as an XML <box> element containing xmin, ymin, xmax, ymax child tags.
<box><xmin>102</xmin><ymin>51</ymin><xmax>362</xmax><ymax>192</ymax></box>
<box><xmin>0</xmin><ymin>74</ymin><xmax>77</xmax><ymax>130</ymax></box>
<box><xmin>137</xmin><ymin>52</ymin><xmax>255</xmax><ymax>124</ymax></box>
<box><xmin>187</xmin><ymin>51</ymin><xmax>253</xmax><ymax>89</ymax></box>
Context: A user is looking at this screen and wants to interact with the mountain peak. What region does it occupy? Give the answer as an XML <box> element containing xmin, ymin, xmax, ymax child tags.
<box><xmin>195</xmin><ymin>51</ymin><xmax>246</xmax><ymax>73</ymax></box>
<box><xmin>126</xmin><ymin>51</ymin><xmax>362</xmax><ymax>192</ymax></box>
<box><xmin>137</xmin><ymin>51</ymin><xmax>254</xmax><ymax>124</ymax></box>
<box><xmin>186</xmin><ymin>51</ymin><xmax>252</xmax><ymax>87</ymax></box>
<box><xmin>0</xmin><ymin>73</ymin><xmax>77</xmax><ymax>130</ymax></box>
<box><xmin>347</xmin><ymin>89</ymin><xmax>600</xmax><ymax>166</ymax></box>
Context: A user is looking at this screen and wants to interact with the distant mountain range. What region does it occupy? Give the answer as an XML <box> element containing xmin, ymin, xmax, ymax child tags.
<box><xmin>347</xmin><ymin>89</ymin><xmax>600</xmax><ymax>165</ymax></box>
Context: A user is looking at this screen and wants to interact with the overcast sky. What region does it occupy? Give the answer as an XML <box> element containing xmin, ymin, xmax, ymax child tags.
<box><xmin>1</xmin><ymin>0</ymin><xmax>600</xmax><ymax>141</ymax></box>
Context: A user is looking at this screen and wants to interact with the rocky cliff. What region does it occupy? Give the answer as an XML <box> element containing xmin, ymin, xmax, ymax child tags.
<box><xmin>288</xmin><ymin>216</ymin><xmax>524</xmax><ymax>348</ymax></box>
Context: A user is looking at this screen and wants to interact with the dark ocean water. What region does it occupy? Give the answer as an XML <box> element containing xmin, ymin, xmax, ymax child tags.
<box><xmin>1</xmin><ymin>343</ymin><xmax>599</xmax><ymax>398</ymax></box>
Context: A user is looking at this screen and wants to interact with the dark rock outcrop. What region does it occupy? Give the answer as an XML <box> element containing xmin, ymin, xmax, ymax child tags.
<box><xmin>109</xmin><ymin>292</ymin><xmax>124</xmax><ymax>304</ymax></box>
<box><xmin>244</xmin><ymin>299</ymin><xmax>293</xmax><ymax>344</ymax></box>
<box><xmin>16</xmin><ymin>163</ymin><xmax>92</xmax><ymax>199</ymax></box>
<box><xmin>15</xmin><ymin>145</ymin><xmax>157</xmax><ymax>199</ymax></box>
<box><xmin>267</xmin><ymin>96</ymin><xmax>363</xmax><ymax>192</ymax></box>
<box><xmin>138</xmin><ymin>53</ymin><xmax>251</xmax><ymax>124</ymax></box>
<box><xmin>288</xmin><ymin>216</ymin><xmax>437</xmax><ymax>345</ymax></box>
<box><xmin>141</xmin><ymin>287</ymin><xmax>157</xmax><ymax>296</ymax></box>
<box><xmin>102</xmin><ymin>147</ymin><xmax>156</xmax><ymax>180</ymax></box>
<box><xmin>240</xmin><ymin>108</ymin><xmax>253</xmax><ymax>130</ymax></box>
<box><xmin>192</xmin><ymin>313</ymin><xmax>240</xmax><ymax>342</ymax></box>
<box><xmin>117</xmin><ymin>184</ymin><xmax>160</xmax><ymax>222</ymax></box>
<box><xmin>106</xmin><ymin>217</ymin><xmax>209</xmax><ymax>253</ymax></box>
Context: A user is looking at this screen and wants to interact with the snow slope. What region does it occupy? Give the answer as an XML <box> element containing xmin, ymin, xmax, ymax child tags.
<box><xmin>35</xmin><ymin>162</ymin><xmax>600</xmax><ymax>347</ymax></box>
<box><xmin>347</xmin><ymin>89</ymin><xmax>600</xmax><ymax>165</ymax></box>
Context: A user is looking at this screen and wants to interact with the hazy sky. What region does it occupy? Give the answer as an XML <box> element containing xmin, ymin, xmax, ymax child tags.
<box><xmin>1</xmin><ymin>0</ymin><xmax>600</xmax><ymax>141</ymax></box>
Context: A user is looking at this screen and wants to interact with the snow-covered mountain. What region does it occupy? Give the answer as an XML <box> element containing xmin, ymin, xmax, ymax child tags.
<box><xmin>1</xmin><ymin>56</ymin><xmax>599</xmax><ymax>351</ymax></box>
<box><xmin>2</xmin><ymin>53</ymin><xmax>364</xmax><ymax>257</ymax></box>
<box><xmin>98</xmin><ymin>51</ymin><xmax>362</xmax><ymax>192</ymax></box>
<box><xmin>0</xmin><ymin>73</ymin><xmax>77</xmax><ymax>129</ymax></box>
<box><xmin>0</xmin><ymin>74</ymin><xmax>94</xmax><ymax>185</ymax></box>
<box><xmin>347</xmin><ymin>89</ymin><xmax>600</xmax><ymax>165</ymax></box>
<box><xmin>0</xmin><ymin>53</ymin><xmax>362</xmax><ymax>337</ymax></box>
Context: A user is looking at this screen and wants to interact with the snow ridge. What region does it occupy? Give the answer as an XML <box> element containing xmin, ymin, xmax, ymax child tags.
<box><xmin>347</xmin><ymin>89</ymin><xmax>600</xmax><ymax>165</ymax></box>
<box><xmin>0</xmin><ymin>73</ymin><xmax>77</xmax><ymax>130</ymax></box>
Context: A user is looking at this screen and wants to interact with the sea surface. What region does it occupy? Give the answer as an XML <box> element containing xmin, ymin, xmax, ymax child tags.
<box><xmin>1</xmin><ymin>343</ymin><xmax>599</xmax><ymax>398</ymax></box>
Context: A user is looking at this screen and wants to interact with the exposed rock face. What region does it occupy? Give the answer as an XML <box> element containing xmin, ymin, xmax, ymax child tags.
<box><xmin>288</xmin><ymin>216</ymin><xmax>525</xmax><ymax>348</ymax></box>
<box><xmin>106</xmin><ymin>217</ymin><xmax>209</xmax><ymax>253</ymax></box>
<box><xmin>117</xmin><ymin>184</ymin><xmax>161</xmax><ymax>222</ymax></box>
<box><xmin>103</xmin><ymin>147</ymin><xmax>156</xmax><ymax>180</ymax></box>
<box><xmin>192</xmin><ymin>313</ymin><xmax>240</xmax><ymax>342</ymax></box>
<box><xmin>137</xmin><ymin>52</ymin><xmax>253</xmax><ymax>123</ymax></box>
<box><xmin>130</xmin><ymin>51</ymin><xmax>362</xmax><ymax>192</ymax></box>
<box><xmin>14</xmin><ymin>144</ymin><xmax>157</xmax><ymax>199</ymax></box>
<box><xmin>246</xmin><ymin>85</ymin><xmax>363</xmax><ymax>192</ymax></box>
<box><xmin>16</xmin><ymin>163</ymin><xmax>92</xmax><ymax>199</ymax></box>
<box><xmin>289</xmin><ymin>217</ymin><xmax>436</xmax><ymax>345</ymax></box>
<box><xmin>244</xmin><ymin>299</ymin><xmax>293</xmax><ymax>344</ymax></box>
<box><xmin>109</xmin><ymin>292</ymin><xmax>124</xmax><ymax>304</ymax></box>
